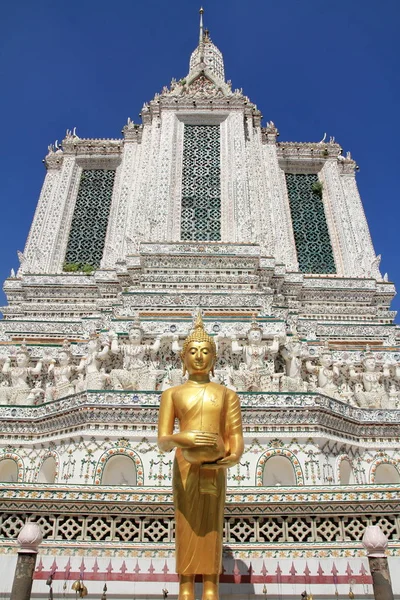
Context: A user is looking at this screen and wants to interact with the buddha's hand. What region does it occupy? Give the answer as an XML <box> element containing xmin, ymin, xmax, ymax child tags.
<box><xmin>203</xmin><ymin>454</ymin><xmax>240</xmax><ymax>469</ymax></box>
<box><xmin>174</xmin><ymin>430</ymin><xmax>219</xmax><ymax>449</ymax></box>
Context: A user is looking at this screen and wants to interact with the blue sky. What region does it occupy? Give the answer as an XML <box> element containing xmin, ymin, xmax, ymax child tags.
<box><xmin>0</xmin><ymin>0</ymin><xmax>399</xmax><ymax>315</ymax></box>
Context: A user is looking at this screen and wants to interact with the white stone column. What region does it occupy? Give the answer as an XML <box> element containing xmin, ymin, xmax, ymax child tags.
<box><xmin>339</xmin><ymin>163</ymin><xmax>380</xmax><ymax>279</ymax></box>
<box><xmin>47</xmin><ymin>155</ymin><xmax>81</xmax><ymax>272</ymax></box>
<box><xmin>223</xmin><ymin>112</ymin><xmax>252</xmax><ymax>242</ymax></box>
<box><xmin>320</xmin><ymin>159</ymin><xmax>358</xmax><ymax>276</ymax></box>
<box><xmin>101</xmin><ymin>130</ymin><xmax>140</xmax><ymax>267</ymax></box>
<box><xmin>22</xmin><ymin>151</ymin><xmax>63</xmax><ymax>273</ymax></box>
<box><xmin>168</xmin><ymin>116</ymin><xmax>184</xmax><ymax>242</ymax></box>
<box><xmin>247</xmin><ymin>121</ymin><xmax>274</xmax><ymax>253</ymax></box>
<box><xmin>262</xmin><ymin>138</ymin><xmax>298</xmax><ymax>270</ymax></box>
<box><xmin>153</xmin><ymin>111</ymin><xmax>176</xmax><ymax>242</ymax></box>
<box><xmin>127</xmin><ymin>114</ymin><xmax>160</xmax><ymax>242</ymax></box>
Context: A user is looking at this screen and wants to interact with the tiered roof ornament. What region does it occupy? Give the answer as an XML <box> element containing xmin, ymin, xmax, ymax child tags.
<box><xmin>188</xmin><ymin>7</ymin><xmax>226</xmax><ymax>84</ymax></box>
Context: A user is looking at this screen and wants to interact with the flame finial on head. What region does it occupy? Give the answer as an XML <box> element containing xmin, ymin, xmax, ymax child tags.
<box><xmin>181</xmin><ymin>310</ymin><xmax>216</xmax><ymax>359</ymax></box>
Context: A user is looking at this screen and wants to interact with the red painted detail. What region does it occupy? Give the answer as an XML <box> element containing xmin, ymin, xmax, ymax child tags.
<box><xmin>148</xmin><ymin>560</ymin><xmax>155</xmax><ymax>575</ymax></box>
<box><xmin>317</xmin><ymin>563</ymin><xmax>324</xmax><ymax>577</ymax></box>
<box><xmin>120</xmin><ymin>561</ymin><xmax>128</xmax><ymax>575</ymax></box>
<box><xmin>233</xmin><ymin>560</ymin><xmax>241</xmax><ymax>584</ymax></box>
<box><xmin>92</xmin><ymin>559</ymin><xmax>100</xmax><ymax>574</ymax></box>
<box><xmin>260</xmin><ymin>561</ymin><xmax>268</xmax><ymax>578</ymax></box>
<box><xmin>106</xmin><ymin>560</ymin><xmax>113</xmax><ymax>575</ymax></box>
<box><xmin>49</xmin><ymin>559</ymin><xmax>58</xmax><ymax>574</ymax></box>
<box><xmin>79</xmin><ymin>558</ymin><xmax>86</xmax><ymax>575</ymax></box>
<box><xmin>36</xmin><ymin>558</ymin><xmax>44</xmax><ymax>573</ymax></box>
<box><xmin>64</xmin><ymin>559</ymin><xmax>71</xmax><ymax>579</ymax></box>
<box><xmin>162</xmin><ymin>561</ymin><xmax>169</xmax><ymax>576</ymax></box>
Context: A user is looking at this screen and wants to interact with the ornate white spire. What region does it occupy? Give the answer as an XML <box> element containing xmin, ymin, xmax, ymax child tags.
<box><xmin>189</xmin><ymin>7</ymin><xmax>225</xmax><ymax>84</ymax></box>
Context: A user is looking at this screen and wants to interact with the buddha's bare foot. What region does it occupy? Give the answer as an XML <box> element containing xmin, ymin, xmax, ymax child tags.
<box><xmin>179</xmin><ymin>575</ymin><xmax>195</xmax><ymax>600</ymax></box>
<box><xmin>202</xmin><ymin>575</ymin><xmax>219</xmax><ymax>600</ymax></box>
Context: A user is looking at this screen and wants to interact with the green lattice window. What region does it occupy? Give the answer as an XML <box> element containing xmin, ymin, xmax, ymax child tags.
<box><xmin>64</xmin><ymin>169</ymin><xmax>115</xmax><ymax>268</ymax></box>
<box><xmin>286</xmin><ymin>173</ymin><xmax>336</xmax><ymax>274</ymax></box>
<box><xmin>181</xmin><ymin>124</ymin><xmax>221</xmax><ymax>241</ymax></box>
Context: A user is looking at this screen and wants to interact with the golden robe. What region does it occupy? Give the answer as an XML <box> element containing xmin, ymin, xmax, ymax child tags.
<box><xmin>159</xmin><ymin>381</ymin><xmax>243</xmax><ymax>575</ymax></box>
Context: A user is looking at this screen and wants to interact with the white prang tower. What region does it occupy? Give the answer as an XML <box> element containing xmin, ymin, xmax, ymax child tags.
<box><xmin>0</xmin><ymin>9</ymin><xmax>399</xmax><ymax>600</ymax></box>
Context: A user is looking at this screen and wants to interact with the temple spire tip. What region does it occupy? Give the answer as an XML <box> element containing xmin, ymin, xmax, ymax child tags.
<box><xmin>199</xmin><ymin>7</ymin><xmax>204</xmax><ymax>45</ymax></box>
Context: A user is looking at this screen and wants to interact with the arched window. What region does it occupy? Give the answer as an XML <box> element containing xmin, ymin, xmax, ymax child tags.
<box><xmin>101</xmin><ymin>455</ymin><xmax>137</xmax><ymax>486</ymax></box>
<box><xmin>37</xmin><ymin>457</ymin><xmax>57</xmax><ymax>484</ymax></box>
<box><xmin>0</xmin><ymin>459</ymin><xmax>18</xmax><ymax>483</ymax></box>
<box><xmin>263</xmin><ymin>456</ymin><xmax>297</xmax><ymax>486</ymax></box>
<box><xmin>374</xmin><ymin>463</ymin><xmax>400</xmax><ymax>484</ymax></box>
<box><xmin>339</xmin><ymin>459</ymin><xmax>355</xmax><ymax>485</ymax></box>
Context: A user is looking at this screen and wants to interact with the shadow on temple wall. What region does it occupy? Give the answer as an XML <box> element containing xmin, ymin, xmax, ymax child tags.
<box><xmin>200</xmin><ymin>545</ymin><xmax>256</xmax><ymax>597</ymax></box>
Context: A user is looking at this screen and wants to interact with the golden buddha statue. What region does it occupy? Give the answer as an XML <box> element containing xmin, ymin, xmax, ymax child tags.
<box><xmin>158</xmin><ymin>314</ymin><xmax>244</xmax><ymax>600</ymax></box>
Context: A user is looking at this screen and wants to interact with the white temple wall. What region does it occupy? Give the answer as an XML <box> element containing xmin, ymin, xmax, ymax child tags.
<box><xmin>1</xmin><ymin>437</ymin><xmax>399</xmax><ymax>487</ymax></box>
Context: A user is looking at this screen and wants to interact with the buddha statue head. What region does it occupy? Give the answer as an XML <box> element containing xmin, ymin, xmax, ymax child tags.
<box><xmin>181</xmin><ymin>312</ymin><xmax>216</xmax><ymax>377</ymax></box>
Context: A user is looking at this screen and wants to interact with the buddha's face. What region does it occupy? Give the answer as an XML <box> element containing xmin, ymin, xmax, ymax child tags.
<box><xmin>184</xmin><ymin>341</ymin><xmax>215</xmax><ymax>376</ymax></box>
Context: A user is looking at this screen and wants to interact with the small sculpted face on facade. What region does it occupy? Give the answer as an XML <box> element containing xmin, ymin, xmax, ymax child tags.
<box><xmin>58</xmin><ymin>351</ymin><xmax>70</xmax><ymax>366</ymax></box>
<box><xmin>184</xmin><ymin>341</ymin><xmax>215</xmax><ymax>376</ymax></box>
<box><xmin>248</xmin><ymin>329</ymin><xmax>262</xmax><ymax>344</ymax></box>
<box><xmin>129</xmin><ymin>328</ymin><xmax>143</xmax><ymax>344</ymax></box>
<box><xmin>364</xmin><ymin>357</ymin><xmax>376</xmax><ymax>372</ymax></box>
<box><xmin>320</xmin><ymin>352</ymin><xmax>333</xmax><ymax>367</ymax></box>
<box><xmin>88</xmin><ymin>339</ymin><xmax>98</xmax><ymax>353</ymax></box>
<box><xmin>16</xmin><ymin>352</ymin><xmax>29</xmax><ymax>368</ymax></box>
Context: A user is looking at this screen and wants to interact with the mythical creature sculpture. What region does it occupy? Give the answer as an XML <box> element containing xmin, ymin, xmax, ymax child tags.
<box><xmin>47</xmin><ymin>340</ymin><xmax>77</xmax><ymax>399</ymax></box>
<box><xmin>109</xmin><ymin>322</ymin><xmax>161</xmax><ymax>391</ymax></box>
<box><xmin>230</xmin><ymin>318</ymin><xmax>281</xmax><ymax>391</ymax></box>
<box><xmin>350</xmin><ymin>348</ymin><xmax>390</xmax><ymax>408</ymax></box>
<box><xmin>306</xmin><ymin>343</ymin><xmax>341</xmax><ymax>397</ymax></box>
<box><xmin>280</xmin><ymin>334</ymin><xmax>308</xmax><ymax>392</ymax></box>
<box><xmin>158</xmin><ymin>313</ymin><xmax>243</xmax><ymax>600</ymax></box>
<box><xmin>78</xmin><ymin>334</ymin><xmax>110</xmax><ymax>390</ymax></box>
<box><xmin>1</xmin><ymin>343</ymin><xmax>42</xmax><ymax>405</ymax></box>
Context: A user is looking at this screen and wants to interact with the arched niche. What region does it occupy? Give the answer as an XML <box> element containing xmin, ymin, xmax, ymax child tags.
<box><xmin>374</xmin><ymin>463</ymin><xmax>400</xmax><ymax>484</ymax></box>
<box><xmin>101</xmin><ymin>454</ymin><xmax>137</xmax><ymax>486</ymax></box>
<box><xmin>0</xmin><ymin>459</ymin><xmax>18</xmax><ymax>483</ymax></box>
<box><xmin>263</xmin><ymin>455</ymin><xmax>297</xmax><ymax>486</ymax></box>
<box><xmin>37</xmin><ymin>457</ymin><xmax>57</xmax><ymax>484</ymax></box>
<box><xmin>339</xmin><ymin>459</ymin><xmax>355</xmax><ymax>485</ymax></box>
